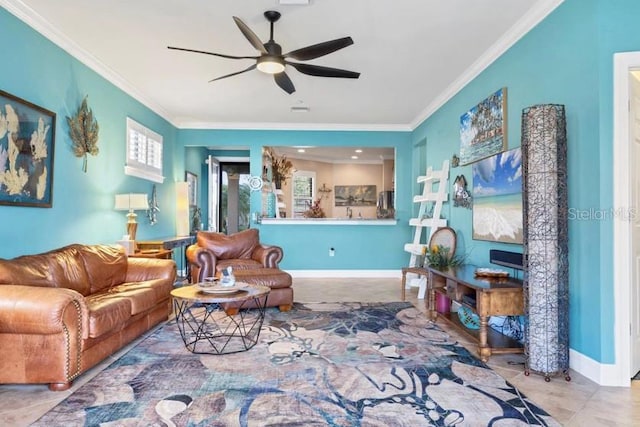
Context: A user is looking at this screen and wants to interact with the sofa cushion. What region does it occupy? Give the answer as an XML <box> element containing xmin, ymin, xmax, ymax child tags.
<box><xmin>85</xmin><ymin>294</ymin><xmax>131</xmax><ymax>338</ymax></box>
<box><xmin>79</xmin><ymin>245</ymin><xmax>128</xmax><ymax>294</ymax></box>
<box><xmin>0</xmin><ymin>245</ymin><xmax>91</xmax><ymax>296</ymax></box>
<box><xmin>197</xmin><ymin>229</ymin><xmax>259</xmax><ymax>260</ymax></box>
<box><xmin>108</xmin><ymin>280</ymin><xmax>172</xmax><ymax>314</ymax></box>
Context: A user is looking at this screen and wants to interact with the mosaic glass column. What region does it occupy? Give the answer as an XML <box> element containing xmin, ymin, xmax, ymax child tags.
<box><xmin>521</xmin><ymin>104</ymin><xmax>570</xmax><ymax>382</ymax></box>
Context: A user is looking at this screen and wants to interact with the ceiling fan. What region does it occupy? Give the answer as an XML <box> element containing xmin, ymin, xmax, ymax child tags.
<box><xmin>168</xmin><ymin>10</ymin><xmax>360</xmax><ymax>94</ymax></box>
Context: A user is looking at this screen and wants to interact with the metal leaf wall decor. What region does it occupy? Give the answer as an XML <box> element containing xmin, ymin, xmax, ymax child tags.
<box><xmin>67</xmin><ymin>96</ymin><xmax>99</xmax><ymax>172</ymax></box>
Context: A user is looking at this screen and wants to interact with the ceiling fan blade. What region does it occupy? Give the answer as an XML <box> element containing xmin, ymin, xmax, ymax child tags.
<box><xmin>233</xmin><ymin>16</ymin><xmax>268</xmax><ymax>54</ymax></box>
<box><xmin>168</xmin><ymin>46</ymin><xmax>257</xmax><ymax>60</ymax></box>
<box><xmin>274</xmin><ymin>72</ymin><xmax>295</xmax><ymax>94</ymax></box>
<box><xmin>209</xmin><ymin>64</ymin><xmax>257</xmax><ymax>82</ymax></box>
<box><xmin>284</xmin><ymin>37</ymin><xmax>354</xmax><ymax>61</ymax></box>
<box><xmin>286</xmin><ymin>62</ymin><xmax>360</xmax><ymax>79</ymax></box>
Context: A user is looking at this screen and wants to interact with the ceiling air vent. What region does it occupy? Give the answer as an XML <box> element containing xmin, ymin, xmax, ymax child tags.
<box><xmin>291</xmin><ymin>106</ymin><xmax>310</xmax><ymax>113</ymax></box>
<box><xmin>279</xmin><ymin>0</ymin><xmax>311</xmax><ymax>5</ymax></box>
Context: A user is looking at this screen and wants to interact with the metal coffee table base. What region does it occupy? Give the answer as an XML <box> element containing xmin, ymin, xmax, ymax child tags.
<box><xmin>173</xmin><ymin>290</ymin><xmax>269</xmax><ymax>355</ymax></box>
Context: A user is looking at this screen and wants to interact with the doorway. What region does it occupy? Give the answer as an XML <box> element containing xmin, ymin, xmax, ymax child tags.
<box><xmin>630</xmin><ymin>70</ymin><xmax>640</xmax><ymax>379</ymax></box>
<box><xmin>613</xmin><ymin>51</ymin><xmax>640</xmax><ymax>386</ymax></box>
<box><xmin>218</xmin><ymin>162</ymin><xmax>251</xmax><ymax>234</ymax></box>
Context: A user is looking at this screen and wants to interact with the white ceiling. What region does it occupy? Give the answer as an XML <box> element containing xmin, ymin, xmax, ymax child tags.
<box><xmin>2</xmin><ymin>0</ymin><xmax>562</xmax><ymax>130</ymax></box>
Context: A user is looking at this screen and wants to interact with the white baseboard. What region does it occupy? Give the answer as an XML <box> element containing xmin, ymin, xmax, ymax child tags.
<box><xmin>286</xmin><ymin>270</ymin><xmax>402</xmax><ymax>278</ymax></box>
<box><xmin>569</xmin><ymin>349</ymin><xmax>631</xmax><ymax>387</ymax></box>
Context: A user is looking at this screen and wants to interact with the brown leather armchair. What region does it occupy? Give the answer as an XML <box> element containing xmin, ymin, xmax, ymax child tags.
<box><xmin>186</xmin><ymin>229</ymin><xmax>293</xmax><ymax>311</ymax></box>
<box><xmin>187</xmin><ymin>229</ymin><xmax>282</xmax><ymax>279</ymax></box>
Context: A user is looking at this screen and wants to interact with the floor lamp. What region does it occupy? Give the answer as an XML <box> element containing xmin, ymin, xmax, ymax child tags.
<box><xmin>521</xmin><ymin>104</ymin><xmax>570</xmax><ymax>382</ymax></box>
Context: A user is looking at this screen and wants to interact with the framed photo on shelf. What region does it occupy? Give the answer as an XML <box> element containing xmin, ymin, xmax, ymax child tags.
<box><xmin>0</xmin><ymin>90</ymin><xmax>56</xmax><ymax>208</ymax></box>
<box><xmin>186</xmin><ymin>171</ymin><xmax>197</xmax><ymax>207</ymax></box>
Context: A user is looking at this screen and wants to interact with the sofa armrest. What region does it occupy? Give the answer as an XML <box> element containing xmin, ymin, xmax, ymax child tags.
<box><xmin>252</xmin><ymin>244</ymin><xmax>283</xmax><ymax>268</ymax></box>
<box><xmin>186</xmin><ymin>245</ymin><xmax>216</xmax><ymax>282</ymax></box>
<box><xmin>0</xmin><ymin>285</ymin><xmax>89</xmax><ymax>339</ymax></box>
<box><xmin>126</xmin><ymin>258</ymin><xmax>177</xmax><ymax>283</ymax></box>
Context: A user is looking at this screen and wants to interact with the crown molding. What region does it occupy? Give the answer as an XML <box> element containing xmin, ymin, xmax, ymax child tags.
<box><xmin>2</xmin><ymin>0</ymin><xmax>564</xmax><ymax>133</ymax></box>
<box><xmin>174</xmin><ymin>120</ymin><xmax>412</xmax><ymax>132</ymax></box>
<box><xmin>409</xmin><ymin>0</ymin><xmax>565</xmax><ymax>130</ymax></box>
<box><xmin>0</xmin><ymin>0</ymin><xmax>177</xmax><ymax>127</ymax></box>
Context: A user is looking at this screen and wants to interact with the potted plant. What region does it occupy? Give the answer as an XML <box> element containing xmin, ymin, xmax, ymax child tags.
<box><xmin>271</xmin><ymin>154</ymin><xmax>294</xmax><ymax>189</ymax></box>
<box><xmin>425</xmin><ymin>245</ymin><xmax>465</xmax><ymax>269</ymax></box>
<box><xmin>302</xmin><ymin>198</ymin><xmax>326</xmax><ymax>218</ymax></box>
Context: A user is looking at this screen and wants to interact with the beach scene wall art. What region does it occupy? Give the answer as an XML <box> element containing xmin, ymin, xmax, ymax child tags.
<box><xmin>459</xmin><ymin>87</ymin><xmax>507</xmax><ymax>166</ymax></box>
<box><xmin>472</xmin><ymin>146</ymin><xmax>523</xmax><ymax>244</ymax></box>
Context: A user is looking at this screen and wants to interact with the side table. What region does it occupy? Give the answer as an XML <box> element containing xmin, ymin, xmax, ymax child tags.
<box><xmin>171</xmin><ymin>283</ymin><xmax>270</xmax><ymax>355</ymax></box>
<box><xmin>400</xmin><ymin>266</ymin><xmax>428</xmax><ymax>301</ymax></box>
<box><xmin>137</xmin><ymin>236</ymin><xmax>195</xmax><ymax>280</ymax></box>
<box><xmin>129</xmin><ymin>249</ymin><xmax>173</xmax><ymax>259</ymax></box>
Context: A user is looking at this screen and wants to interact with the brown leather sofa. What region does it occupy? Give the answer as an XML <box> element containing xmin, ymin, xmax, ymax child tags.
<box><xmin>186</xmin><ymin>229</ymin><xmax>293</xmax><ymax>311</ymax></box>
<box><xmin>0</xmin><ymin>243</ymin><xmax>176</xmax><ymax>391</ymax></box>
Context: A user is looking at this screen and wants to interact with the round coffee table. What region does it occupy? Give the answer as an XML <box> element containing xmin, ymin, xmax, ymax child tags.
<box><xmin>171</xmin><ymin>283</ymin><xmax>270</xmax><ymax>355</ymax></box>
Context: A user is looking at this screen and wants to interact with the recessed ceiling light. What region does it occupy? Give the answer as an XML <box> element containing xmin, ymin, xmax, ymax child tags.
<box><xmin>351</xmin><ymin>155</ymin><xmax>358</xmax><ymax>159</ymax></box>
<box><xmin>355</xmin><ymin>149</ymin><xmax>363</xmax><ymax>153</ymax></box>
<box><xmin>297</xmin><ymin>148</ymin><xmax>306</xmax><ymax>153</ymax></box>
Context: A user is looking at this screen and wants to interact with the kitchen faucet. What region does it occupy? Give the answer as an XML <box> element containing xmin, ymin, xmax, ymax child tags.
<box><xmin>346</xmin><ymin>207</ymin><xmax>352</xmax><ymax>218</ymax></box>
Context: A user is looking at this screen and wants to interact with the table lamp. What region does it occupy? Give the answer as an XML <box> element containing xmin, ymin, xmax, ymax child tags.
<box><xmin>114</xmin><ymin>193</ymin><xmax>149</xmax><ymax>242</ymax></box>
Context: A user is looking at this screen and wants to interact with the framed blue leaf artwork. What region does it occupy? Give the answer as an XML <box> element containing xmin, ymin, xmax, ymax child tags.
<box><xmin>0</xmin><ymin>90</ymin><xmax>56</xmax><ymax>207</ymax></box>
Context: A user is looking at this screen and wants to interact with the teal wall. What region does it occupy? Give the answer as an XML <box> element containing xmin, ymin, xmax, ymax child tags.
<box><xmin>0</xmin><ymin>7</ymin><xmax>179</xmax><ymax>259</ymax></box>
<box><xmin>178</xmin><ymin>129</ymin><xmax>413</xmax><ymax>270</ymax></box>
<box><xmin>2</xmin><ymin>0</ymin><xmax>638</xmax><ymax>365</ymax></box>
<box><xmin>413</xmin><ymin>0</ymin><xmax>640</xmax><ymax>363</ymax></box>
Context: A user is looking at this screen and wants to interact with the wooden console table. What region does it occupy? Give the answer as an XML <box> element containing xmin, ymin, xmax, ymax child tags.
<box><xmin>129</xmin><ymin>249</ymin><xmax>173</xmax><ymax>259</ymax></box>
<box><xmin>426</xmin><ymin>264</ymin><xmax>524</xmax><ymax>362</ymax></box>
<box><xmin>137</xmin><ymin>236</ymin><xmax>195</xmax><ymax>280</ymax></box>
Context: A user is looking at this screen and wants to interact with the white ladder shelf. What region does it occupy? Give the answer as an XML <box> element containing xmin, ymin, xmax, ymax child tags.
<box><xmin>404</xmin><ymin>160</ymin><xmax>450</xmax><ymax>298</ymax></box>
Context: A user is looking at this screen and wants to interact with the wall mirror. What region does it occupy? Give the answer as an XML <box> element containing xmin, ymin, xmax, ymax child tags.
<box><xmin>262</xmin><ymin>146</ymin><xmax>395</xmax><ymax>220</ymax></box>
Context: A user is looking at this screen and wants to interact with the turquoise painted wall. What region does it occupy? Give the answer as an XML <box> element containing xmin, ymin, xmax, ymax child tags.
<box><xmin>0</xmin><ymin>7</ymin><xmax>179</xmax><ymax>259</ymax></box>
<box><xmin>179</xmin><ymin>129</ymin><xmax>413</xmax><ymax>270</ymax></box>
<box><xmin>413</xmin><ymin>0</ymin><xmax>640</xmax><ymax>363</ymax></box>
<box><xmin>3</xmin><ymin>0</ymin><xmax>639</xmax><ymax>365</ymax></box>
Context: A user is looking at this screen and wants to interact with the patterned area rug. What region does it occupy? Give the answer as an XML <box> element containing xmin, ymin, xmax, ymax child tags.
<box><xmin>33</xmin><ymin>302</ymin><xmax>559</xmax><ymax>426</ymax></box>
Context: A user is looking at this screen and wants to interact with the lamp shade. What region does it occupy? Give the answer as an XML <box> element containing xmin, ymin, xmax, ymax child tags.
<box><xmin>115</xmin><ymin>193</ymin><xmax>149</xmax><ymax>211</ymax></box>
<box><xmin>115</xmin><ymin>193</ymin><xmax>149</xmax><ymax>243</ymax></box>
<box><xmin>175</xmin><ymin>182</ymin><xmax>189</xmax><ymax>236</ymax></box>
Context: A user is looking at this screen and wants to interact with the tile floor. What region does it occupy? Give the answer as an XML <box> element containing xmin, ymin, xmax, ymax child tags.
<box><xmin>1</xmin><ymin>277</ymin><xmax>639</xmax><ymax>426</ymax></box>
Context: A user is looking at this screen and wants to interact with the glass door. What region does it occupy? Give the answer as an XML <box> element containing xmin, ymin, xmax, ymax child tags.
<box><xmin>207</xmin><ymin>155</ymin><xmax>220</xmax><ymax>231</ymax></box>
<box><xmin>219</xmin><ymin>162</ymin><xmax>250</xmax><ymax>234</ymax></box>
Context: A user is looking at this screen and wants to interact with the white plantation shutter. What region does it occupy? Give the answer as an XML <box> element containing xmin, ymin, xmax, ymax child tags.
<box><xmin>125</xmin><ymin>117</ymin><xmax>164</xmax><ymax>183</ymax></box>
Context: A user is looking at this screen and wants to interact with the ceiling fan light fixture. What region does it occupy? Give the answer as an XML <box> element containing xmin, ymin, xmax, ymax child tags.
<box><xmin>169</xmin><ymin>11</ymin><xmax>357</xmax><ymax>93</ymax></box>
<box><xmin>257</xmin><ymin>56</ymin><xmax>285</xmax><ymax>74</ymax></box>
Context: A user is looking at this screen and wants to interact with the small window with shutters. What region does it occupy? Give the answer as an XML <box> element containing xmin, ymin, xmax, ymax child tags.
<box><xmin>124</xmin><ymin>117</ymin><xmax>164</xmax><ymax>183</ymax></box>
